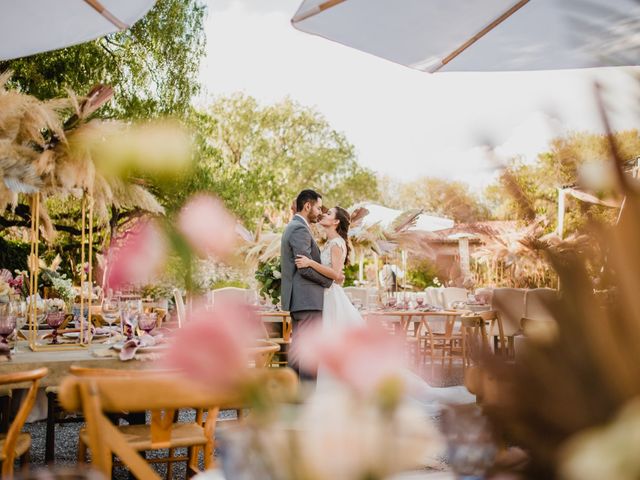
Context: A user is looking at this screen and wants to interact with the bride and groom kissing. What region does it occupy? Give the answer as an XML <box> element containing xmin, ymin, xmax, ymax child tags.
<box><xmin>280</xmin><ymin>189</ymin><xmax>360</xmax><ymax>380</ymax></box>
<box><xmin>280</xmin><ymin>189</ymin><xmax>476</xmax><ymax>409</ymax></box>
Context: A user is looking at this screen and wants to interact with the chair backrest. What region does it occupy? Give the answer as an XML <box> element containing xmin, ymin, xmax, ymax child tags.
<box><xmin>474</xmin><ymin>287</ymin><xmax>494</xmax><ymax>305</ymax></box>
<box><xmin>524</xmin><ymin>288</ymin><xmax>558</xmax><ymax>323</ymax></box>
<box><xmin>58</xmin><ymin>368</ymin><xmax>298</xmax><ymax>479</ymax></box>
<box><xmin>249</xmin><ymin>340</ymin><xmax>281</xmax><ymax>367</ymax></box>
<box><xmin>442</xmin><ymin>287</ymin><xmax>468</xmax><ymax>309</ymax></box>
<box><xmin>0</xmin><ymin>367</ymin><xmax>48</xmax><ymax>478</ymax></box>
<box><xmin>425</xmin><ymin>287</ymin><xmax>445</xmax><ymax>308</ymax></box>
<box><xmin>211</xmin><ymin>287</ymin><xmax>252</xmax><ymax>306</ymax></box>
<box><xmin>491</xmin><ymin>288</ymin><xmax>526</xmax><ymax>336</ymax></box>
<box><xmin>173</xmin><ymin>288</ymin><xmax>185</xmax><ymax>328</ymax></box>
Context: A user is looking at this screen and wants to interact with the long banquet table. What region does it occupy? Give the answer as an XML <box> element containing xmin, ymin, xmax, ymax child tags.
<box><xmin>0</xmin><ymin>341</ymin><xmax>156</xmax><ymax>387</ymax></box>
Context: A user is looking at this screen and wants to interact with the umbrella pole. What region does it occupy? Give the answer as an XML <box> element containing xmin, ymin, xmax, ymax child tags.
<box><xmin>440</xmin><ymin>0</ymin><xmax>530</xmax><ymax>69</ymax></box>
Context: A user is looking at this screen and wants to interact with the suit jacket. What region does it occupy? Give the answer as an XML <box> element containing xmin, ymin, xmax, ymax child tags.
<box><xmin>280</xmin><ymin>215</ymin><xmax>333</xmax><ymax>312</ymax></box>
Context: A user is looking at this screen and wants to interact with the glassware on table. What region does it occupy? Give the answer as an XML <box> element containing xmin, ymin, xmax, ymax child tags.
<box><xmin>138</xmin><ymin>312</ymin><xmax>158</xmax><ymax>335</ymax></box>
<box><xmin>123</xmin><ymin>311</ymin><xmax>139</xmax><ymax>340</ymax></box>
<box><xmin>386</xmin><ymin>296</ymin><xmax>397</xmax><ymax>308</ymax></box>
<box><xmin>0</xmin><ymin>304</ymin><xmax>17</xmax><ymax>345</ymax></box>
<box><xmin>45</xmin><ymin>308</ymin><xmax>66</xmax><ymax>345</ymax></box>
<box><xmin>416</xmin><ymin>294</ymin><xmax>425</xmax><ymax>308</ymax></box>
<box><xmin>101</xmin><ymin>298</ymin><xmax>120</xmax><ymax>343</ymax></box>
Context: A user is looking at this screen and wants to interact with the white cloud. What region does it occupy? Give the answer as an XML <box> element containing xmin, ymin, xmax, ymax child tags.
<box><xmin>201</xmin><ymin>0</ymin><xmax>640</xmax><ymax>189</ymax></box>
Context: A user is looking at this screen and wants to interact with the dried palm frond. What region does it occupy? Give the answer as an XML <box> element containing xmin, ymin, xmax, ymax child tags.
<box><xmin>480</xmin><ymin>87</ymin><xmax>640</xmax><ymax>479</ymax></box>
<box><xmin>389</xmin><ymin>208</ymin><xmax>422</xmax><ymax>233</ymax></box>
<box><xmin>349</xmin><ymin>206</ymin><xmax>369</xmax><ymax>228</ymax></box>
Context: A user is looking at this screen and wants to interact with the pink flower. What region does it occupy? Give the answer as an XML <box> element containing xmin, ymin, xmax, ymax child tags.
<box><xmin>292</xmin><ymin>323</ymin><xmax>408</xmax><ymax>395</ymax></box>
<box><xmin>178</xmin><ymin>194</ymin><xmax>237</xmax><ymax>260</ymax></box>
<box><xmin>106</xmin><ymin>220</ymin><xmax>167</xmax><ymax>290</ymax></box>
<box><xmin>164</xmin><ymin>300</ymin><xmax>265</xmax><ymax>391</ymax></box>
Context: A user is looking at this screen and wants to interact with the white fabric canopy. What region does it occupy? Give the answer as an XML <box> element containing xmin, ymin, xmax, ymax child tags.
<box><xmin>292</xmin><ymin>0</ymin><xmax>640</xmax><ymax>72</ymax></box>
<box><xmin>358</xmin><ymin>203</ymin><xmax>454</xmax><ymax>232</ymax></box>
<box><xmin>0</xmin><ymin>0</ymin><xmax>157</xmax><ymax>61</ymax></box>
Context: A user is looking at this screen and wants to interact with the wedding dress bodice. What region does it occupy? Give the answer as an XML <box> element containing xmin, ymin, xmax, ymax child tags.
<box><xmin>321</xmin><ymin>237</ymin><xmax>346</xmax><ymax>267</ymax></box>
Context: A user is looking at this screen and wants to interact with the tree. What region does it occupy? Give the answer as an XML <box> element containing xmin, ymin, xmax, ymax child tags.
<box><xmin>484</xmin><ymin>130</ymin><xmax>640</xmax><ymax>233</ymax></box>
<box><xmin>171</xmin><ymin>94</ymin><xmax>381</xmax><ymax>228</ymax></box>
<box><xmin>0</xmin><ymin>0</ymin><xmax>206</xmax><ymax>119</ymax></box>
<box><xmin>380</xmin><ymin>175</ymin><xmax>490</xmax><ymax>223</ymax></box>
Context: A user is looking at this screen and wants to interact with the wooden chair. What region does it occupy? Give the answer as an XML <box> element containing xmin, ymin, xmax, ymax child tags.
<box><xmin>417</xmin><ymin>314</ymin><xmax>463</xmax><ymax>374</ymax></box>
<box><xmin>58</xmin><ymin>368</ymin><xmax>298</xmax><ymax>479</ymax></box>
<box><xmin>0</xmin><ymin>367</ymin><xmax>48</xmax><ymax>479</ymax></box>
<box><xmin>249</xmin><ymin>340</ymin><xmax>281</xmax><ymax>368</ymax></box>
<box><xmin>173</xmin><ymin>289</ymin><xmax>186</xmax><ymax>328</ymax></box>
<box><xmin>491</xmin><ymin>288</ymin><xmax>526</xmax><ymax>357</ymax></box>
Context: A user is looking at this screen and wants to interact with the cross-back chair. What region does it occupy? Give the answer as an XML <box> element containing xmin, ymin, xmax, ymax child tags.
<box><xmin>0</xmin><ymin>367</ymin><xmax>48</xmax><ymax>479</ymax></box>
<box><xmin>58</xmin><ymin>368</ymin><xmax>297</xmax><ymax>479</ymax></box>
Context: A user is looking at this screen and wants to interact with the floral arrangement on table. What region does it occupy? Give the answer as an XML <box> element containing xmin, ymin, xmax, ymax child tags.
<box><xmin>255</xmin><ymin>257</ymin><xmax>281</xmax><ymax>306</ymax></box>
<box><xmin>140</xmin><ymin>283</ymin><xmax>174</xmax><ymax>302</ymax></box>
<box><xmin>0</xmin><ymin>269</ymin><xmax>28</xmax><ymax>301</ymax></box>
<box><xmin>165</xmin><ymin>302</ymin><xmax>444</xmax><ymax>480</ymax></box>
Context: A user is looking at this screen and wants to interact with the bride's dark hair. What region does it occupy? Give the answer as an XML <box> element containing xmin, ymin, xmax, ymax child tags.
<box><xmin>333</xmin><ymin>206</ymin><xmax>351</xmax><ymax>266</ymax></box>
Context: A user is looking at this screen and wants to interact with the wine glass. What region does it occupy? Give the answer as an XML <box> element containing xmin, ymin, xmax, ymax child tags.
<box><xmin>123</xmin><ymin>311</ymin><xmax>139</xmax><ymax>341</ymax></box>
<box><xmin>0</xmin><ymin>305</ymin><xmax>17</xmax><ymax>345</ymax></box>
<box><xmin>101</xmin><ymin>298</ymin><xmax>120</xmax><ymax>343</ymax></box>
<box><xmin>138</xmin><ymin>312</ymin><xmax>158</xmax><ymax>335</ymax></box>
<box><xmin>386</xmin><ymin>296</ymin><xmax>397</xmax><ymax>309</ymax></box>
<box><xmin>416</xmin><ymin>294</ymin><xmax>425</xmax><ymax>308</ymax></box>
<box><xmin>46</xmin><ymin>308</ymin><xmax>66</xmax><ymax>345</ymax></box>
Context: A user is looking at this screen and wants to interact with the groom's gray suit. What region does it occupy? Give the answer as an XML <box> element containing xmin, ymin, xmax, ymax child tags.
<box><xmin>281</xmin><ymin>215</ymin><xmax>332</xmax><ymax>378</ymax></box>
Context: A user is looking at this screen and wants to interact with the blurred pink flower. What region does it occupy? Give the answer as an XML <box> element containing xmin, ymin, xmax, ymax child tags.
<box><xmin>106</xmin><ymin>220</ymin><xmax>167</xmax><ymax>290</ymax></box>
<box><xmin>164</xmin><ymin>300</ymin><xmax>264</xmax><ymax>391</ymax></box>
<box><xmin>292</xmin><ymin>323</ymin><xmax>408</xmax><ymax>395</ymax></box>
<box><xmin>178</xmin><ymin>194</ymin><xmax>237</xmax><ymax>260</ymax></box>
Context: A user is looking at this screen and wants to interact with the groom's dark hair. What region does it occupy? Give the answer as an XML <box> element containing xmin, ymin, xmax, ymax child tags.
<box><xmin>295</xmin><ymin>189</ymin><xmax>322</xmax><ymax>212</ymax></box>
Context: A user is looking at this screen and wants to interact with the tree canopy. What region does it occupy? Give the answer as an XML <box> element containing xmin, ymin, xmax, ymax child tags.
<box><xmin>379</xmin><ymin>175</ymin><xmax>490</xmax><ymax>223</ymax></box>
<box><xmin>0</xmin><ymin>0</ymin><xmax>206</xmax><ymax>119</ymax></box>
<box><xmin>165</xmin><ymin>93</ymin><xmax>381</xmax><ymax>228</ymax></box>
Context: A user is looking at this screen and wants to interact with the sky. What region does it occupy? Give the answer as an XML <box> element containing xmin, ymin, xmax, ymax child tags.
<box><xmin>199</xmin><ymin>0</ymin><xmax>640</xmax><ymax>191</ymax></box>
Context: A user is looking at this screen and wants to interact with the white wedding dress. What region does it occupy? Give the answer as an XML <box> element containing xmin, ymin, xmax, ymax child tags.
<box><xmin>318</xmin><ymin>237</ymin><xmax>475</xmax><ymax>414</ymax></box>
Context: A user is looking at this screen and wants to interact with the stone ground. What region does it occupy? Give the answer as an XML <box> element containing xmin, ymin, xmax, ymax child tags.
<box><xmin>17</xmin><ymin>361</ymin><xmax>465</xmax><ymax>479</ymax></box>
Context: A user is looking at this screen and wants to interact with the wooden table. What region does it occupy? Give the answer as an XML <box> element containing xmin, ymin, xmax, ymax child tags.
<box><xmin>0</xmin><ymin>341</ymin><xmax>155</xmax><ymax>387</ymax></box>
<box><xmin>365</xmin><ymin>310</ymin><xmax>461</xmax><ymax>336</ymax></box>
<box><xmin>258</xmin><ymin>311</ymin><xmax>292</xmax><ymax>341</ymax></box>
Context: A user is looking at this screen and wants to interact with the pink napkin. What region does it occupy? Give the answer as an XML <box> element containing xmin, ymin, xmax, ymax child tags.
<box><xmin>118</xmin><ymin>333</ymin><xmax>157</xmax><ymax>361</ymax></box>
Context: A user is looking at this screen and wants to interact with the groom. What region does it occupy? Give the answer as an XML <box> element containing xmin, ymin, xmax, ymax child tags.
<box><xmin>281</xmin><ymin>189</ymin><xmax>338</xmax><ymax>380</ymax></box>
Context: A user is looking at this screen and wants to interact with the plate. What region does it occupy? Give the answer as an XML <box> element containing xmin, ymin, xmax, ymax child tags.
<box><xmin>62</xmin><ymin>331</ymin><xmax>109</xmax><ymax>339</ymax></box>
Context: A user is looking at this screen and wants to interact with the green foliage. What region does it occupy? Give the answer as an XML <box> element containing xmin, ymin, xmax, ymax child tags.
<box><xmin>0</xmin><ymin>238</ymin><xmax>29</xmax><ymax>273</ymax></box>
<box><xmin>177</xmin><ymin>94</ymin><xmax>381</xmax><ymax>228</ymax></box>
<box><xmin>1</xmin><ymin>0</ymin><xmax>207</xmax><ymax>119</ymax></box>
<box><xmin>210</xmin><ymin>279</ymin><xmax>249</xmax><ymax>290</ymax></box>
<box><xmin>343</xmin><ymin>263</ymin><xmax>360</xmax><ymax>287</ymax></box>
<box><xmin>484</xmin><ymin>130</ymin><xmax>639</xmax><ymax>235</ymax></box>
<box><xmin>406</xmin><ymin>260</ymin><xmax>440</xmax><ymax>290</ymax></box>
<box><xmin>255</xmin><ymin>258</ymin><xmax>282</xmax><ymax>306</ymax></box>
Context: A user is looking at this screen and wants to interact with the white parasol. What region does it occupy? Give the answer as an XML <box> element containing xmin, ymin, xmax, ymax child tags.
<box><xmin>1</xmin><ymin>0</ymin><xmax>157</xmax><ymax>61</ymax></box>
<box><xmin>292</xmin><ymin>0</ymin><xmax>640</xmax><ymax>72</ymax></box>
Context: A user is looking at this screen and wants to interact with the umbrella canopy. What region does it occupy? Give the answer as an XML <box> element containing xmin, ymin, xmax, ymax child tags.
<box><xmin>292</xmin><ymin>0</ymin><xmax>640</xmax><ymax>72</ymax></box>
<box><xmin>357</xmin><ymin>203</ymin><xmax>453</xmax><ymax>232</ymax></box>
<box><xmin>0</xmin><ymin>0</ymin><xmax>157</xmax><ymax>61</ymax></box>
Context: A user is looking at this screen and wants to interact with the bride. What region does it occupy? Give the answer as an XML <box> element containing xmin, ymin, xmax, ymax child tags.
<box><xmin>294</xmin><ymin>206</ymin><xmax>475</xmax><ymax>410</ymax></box>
